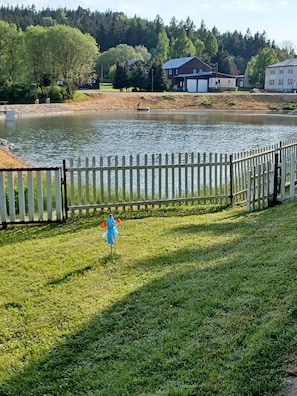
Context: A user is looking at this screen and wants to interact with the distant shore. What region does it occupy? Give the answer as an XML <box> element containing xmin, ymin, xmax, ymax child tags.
<box><xmin>1</xmin><ymin>91</ymin><xmax>297</xmax><ymax>168</ymax></box>
<box><xmin>1</xmin><ymin>91</ymin><xmax>296</xmax><ymax>118</ymax></box>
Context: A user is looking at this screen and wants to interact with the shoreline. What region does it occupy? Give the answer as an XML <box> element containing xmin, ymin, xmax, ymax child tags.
<box><xmin>1</xmin><ymin>92</ymin><xmax>296</xmax><ymax>118</ymax></box>
<box><xmin>1</xmin><ymin>91</ymin><xmax>296</xmax><ymax>168</ymax></box>
<box><xmin>0</xmin><ymin>147</ymin><xmax>28</xmax><ymax>168</ymax></box>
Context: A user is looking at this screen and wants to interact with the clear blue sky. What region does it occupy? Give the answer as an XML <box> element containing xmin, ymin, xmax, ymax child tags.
<box><xmin>5</xmin><ymin>0</ymin><xmax>297</xmax><ymax>51</ymax></box>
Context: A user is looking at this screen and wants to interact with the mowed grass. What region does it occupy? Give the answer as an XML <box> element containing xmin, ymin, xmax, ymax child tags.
<box><xmin>1</xmin><ymin>203</ymin><xmax>297</xmax><ymax>395</ymax></box>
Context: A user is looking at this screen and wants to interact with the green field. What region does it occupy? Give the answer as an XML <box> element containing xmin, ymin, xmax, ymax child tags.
<box><xmin>0</xmin><ymin>203</ymin><xmax>297</xmax><ymax>395</ymax></box>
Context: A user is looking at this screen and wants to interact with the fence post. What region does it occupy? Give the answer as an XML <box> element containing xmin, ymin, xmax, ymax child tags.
<box><xmin>229</xmin><ymin>154</ymin><xmax>233</xmax><ymax>204</ymax></box>
<box><xmin>246</xmin><ymin>169</ymin><xmax>251</xmax><ymax>212</ymax></box>
<box><xmin>279</xmin><ymin>141</ymin><xmax>282</xmax><ymax>164</ymax></box>
<box><xmin>62</xmin><ymin>160</ymin><xmax>68</xmax><ymax>220</ymax></box>
<box><xmin>271</xmin><ymin>152</ymin><xmax>279</xmax><ymax>206</ymax></box>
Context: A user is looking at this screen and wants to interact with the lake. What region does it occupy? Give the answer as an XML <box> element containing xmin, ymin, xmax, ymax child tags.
<box><xmin>1</xmin><ymin>110</ymin><xmax>297</xmax><ymax>167</ymax></box>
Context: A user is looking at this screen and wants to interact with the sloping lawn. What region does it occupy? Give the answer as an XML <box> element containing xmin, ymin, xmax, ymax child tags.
<box><xmin>0</xmin><ymin>203</ymin><xmax>297</xmax><ymax>395</ymax></box>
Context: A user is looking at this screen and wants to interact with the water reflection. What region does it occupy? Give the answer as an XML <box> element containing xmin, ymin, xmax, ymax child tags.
<box><xmin>0</xmin><ymin>110</ymin><xmax>297</xmax><ymax>167</ymax></box>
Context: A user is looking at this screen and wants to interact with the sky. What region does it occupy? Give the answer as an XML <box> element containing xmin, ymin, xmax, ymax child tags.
<box><xmin>4</xmin><ymin>0</ymin><xmax>297</xmax><ymax>50</ymax></box>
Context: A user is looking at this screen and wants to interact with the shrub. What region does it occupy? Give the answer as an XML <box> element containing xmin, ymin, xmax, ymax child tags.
<box><xmin>0</xmin><ymin>83</ymin><xmax>36</xmax><ymax>104</ymax></box>
<box><xmin>38</xmin><ymin>85</ymin><xmax>70</xmax><ymax>103</ymax></box>
<box><xmin>282</xmin><ymin>102</ymin><xmax>297</xmax><ymax>111</ymax></box>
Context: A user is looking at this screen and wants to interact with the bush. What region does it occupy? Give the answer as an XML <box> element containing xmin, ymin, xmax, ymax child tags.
<box><xmin>0</xmin><ymin>83</ymin><xmax>36</xmax><ymax>104</ymax></box>
<box><xmin>38</xmin><ymin>85</ymin><xmax>70</xmax><ymax>103</ymax></box>
<box><xmin>282</xmin><ymin>102</ymin><xmax>297</xmax><ymax>111</ymax></box>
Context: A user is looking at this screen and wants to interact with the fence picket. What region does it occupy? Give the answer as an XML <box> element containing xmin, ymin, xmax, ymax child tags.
<box><xmin>17</xmin><ymin>171</ymin><xmax>25</xmax><ymax>221</ymax></box>
<box><xmin>0</xmin><ymin>172</ymin><xmax>6</xmax><ymax>222</ymax></box>
<box><xmin>290</xmin><ymin>154</ymin><xmax>296</xmax><ymax>199</ymax></box>
<box><xmin>85</xmin><ymin>157</ymin><xmax>90</xmax><ymax>211</ymax></box>
<box><xmin>91</xmin><ymin>157</ymin><xmax>96</xmax><ymax>205</ymax></box>
<box><xmin>46</xmin><ymin>171</ymin><xmax>53</xmax><ymax>220</ymax></box>
<box><xmin>37</xmin><ymin>171</ymin><xmax>44</xmax><ymax>220</ymax></box>
<box><xmin>27</xmin><ymin>171</ymin><xmax>34</xmax><ymax>221</ymax></box>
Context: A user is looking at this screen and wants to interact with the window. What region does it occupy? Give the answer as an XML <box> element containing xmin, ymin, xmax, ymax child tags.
<box><xmin>175</xmin><ymin>69</ymin><xmax>179</xmax><ymax>74</ymax></box>
<box><xmin>270</xmin><ymin>70</ymin><xmax>275</xmax><ymax>75</ymax></box>
<box><xmin>288</xmin><ymin>79</ymin><xmax>293</xmax><ymax>85</ymax></box>
<box><xmin>193</xmin><ymin>68</ymin><xmax>197</xmax><ymax>74</ymax></box>
<box><xmin>269</xmin><ymin>80</ymin><xmax>274</xmax><ymax>85</ymax></box>
<box><xmin>279</xmin><ymin>79</ymin><xmax>283</xmax><ymax>85</ymax></box>
<box><xmin>168</xmin><ymin>69</ymin><xmax>172</xmax><ymax>76</ymax></box>
<box><xmin>279</xmin><ymin>69</ymin><xmax>284</xmax><ymax>74</ymax></box>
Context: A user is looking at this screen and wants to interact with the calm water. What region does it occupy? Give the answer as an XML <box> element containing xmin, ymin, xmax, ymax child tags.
<box><xmin>1</xmin><ymin>110</ymin><xmax>297</xmax><ymax>167</ymax></box>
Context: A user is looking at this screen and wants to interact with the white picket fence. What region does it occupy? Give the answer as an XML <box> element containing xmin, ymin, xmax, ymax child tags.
<box><xmin>1</xmin><ymin>141</ymin><xmax>297</xmax><ymax>226</ymax></box>
<box><xmin>65</xmin><ymin>153</ymin><xmax>232</xmax><ymax>214</ymax></box>
<box><xmin>0</xmin><ymin>167</ymin><xmax>63</xmax><ymax>227</ymax></box>
<box><xmin>246</xmin><ymin>153</ymin><xmax>297</xmax><ymax>211</ymax></box>
<box><xmin>64</xmin><ymin>145</ymin><xmax>290</xmax><ymax>215</ymax></box>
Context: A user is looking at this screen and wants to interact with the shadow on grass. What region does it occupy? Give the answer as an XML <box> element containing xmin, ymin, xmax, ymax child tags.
<box><xmin>46</xmin><ymin>265</ymin><xmax>93</xmax><ymax>286</ymax></box>
<box><xmin>0</xmin><ymin>237</ymin><xmax>293</xmax><ymax>395</ymax></box>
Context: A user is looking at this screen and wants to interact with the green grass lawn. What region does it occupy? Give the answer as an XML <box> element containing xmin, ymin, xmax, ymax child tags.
<box><xmin>1</xmin><ymin>203</ymin><xmax>297</xmax><ymax>395</ymax></box>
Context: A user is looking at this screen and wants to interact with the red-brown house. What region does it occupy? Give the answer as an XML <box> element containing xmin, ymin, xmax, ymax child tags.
<box><xmin>163</xmin><ymin>56</ymin><xmax>236</xmax><ymax>92</ymax></box>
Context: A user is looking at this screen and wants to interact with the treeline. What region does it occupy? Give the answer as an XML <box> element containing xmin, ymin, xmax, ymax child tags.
<box><xmin>0</xmin><ymin>5</ymin><xmax>294</xmax><ymax>74</ymax></box>
<box><xmin>0</xmin><ymin>5</ymin><xmax>295</xmax><ymax>102</ymax></box>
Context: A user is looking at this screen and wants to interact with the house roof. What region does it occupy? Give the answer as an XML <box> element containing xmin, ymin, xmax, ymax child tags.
<box><xmin>266</xmin><ymin>57</ymin><xmax>297</xmax><ymax>68</ymax></box>
<box><xmin>163</xmin><ymin>56</ymin><xmax>211</xmax><ymax>70</ymax></box>
<box><xmin>163</xmin><ymin>57</ymin><xmax>195</xmax><ymax>69</ymax></box>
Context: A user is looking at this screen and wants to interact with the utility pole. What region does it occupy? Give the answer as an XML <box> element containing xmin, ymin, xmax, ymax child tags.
<box><xmin>151</xmin><ymin>69</ymin><xmax>154</xmax><ymax>92</ymax></box>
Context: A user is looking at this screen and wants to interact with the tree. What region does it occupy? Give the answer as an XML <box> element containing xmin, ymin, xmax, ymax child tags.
<box><xmin>193</xmin><ymin>37</ymin><xmax>205</xmax><ymax>58</ymax></box>
<box><xmin>113</xmin><ymin>61</ymin><xmax>130</xmax><ymax>91</ymax></box>
<box><xmin>183</xmin><ymin>17</ymin><xmax>196</xmax><ymax>42</ymax></box>
<box><xmin>204</xmin><ymin>31</ymin><xmax>218</xmax><ymax>60</ymax></box>
<box><xmin>24</xmin><ymin>24</ymin><xmax>99</xmax><ymax>97</ymax></box>
<box><xmin>130</xmin><ymin>63</ymin><xmax>148</xmax><ymax>91</ymax></box>
<box><xmin>153</xmin><ymin>30</ymin><xmax>170</xmax><ymax>63</ymax></box>
<box><xmin>170</xmin><ymin>27</ymin><xmax>196</xmax><ymax>58</ymax></box>
<box><xmin>212</xmin><ymin>48</ymin><xmax>236</xmax><ymax>75</ymax></box>
<box><xmin>0</xmin><ymin>21</ymin><xmax>25</xmax><ymax>85</ymax></box>
<box><xmin>97</xmin><ymin>44</ymin><xmax>144</xmax><ymax>79</ymax></box>
<box><xmin>46</xmin><ymin>25</ymin><xmax>99</xmax><ymax>96</ymax></box>
<box><xmin>245</xmin><ymin>47</ymin><xmax>279</xmax><ymax>88</ymax></box>
<box><xmin>147</xmin><ymin>62</ymin><xmax>169</xmax><ymax>92</ymax></box>
<box><xmin>24</xmin><ymin>25</ymin><xmax>51</xmax><ymax>88</ymax></box>
<box><xmin>134</xmin><ymin>45</ymin><xmax>151</xmax><ymax>63</ymax></box>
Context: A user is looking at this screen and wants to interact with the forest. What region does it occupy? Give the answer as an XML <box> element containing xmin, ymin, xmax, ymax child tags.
<box><xmin>0</xmin><ymin>5</ymin><xmax>295</xmax><ymax>101</ymax></box>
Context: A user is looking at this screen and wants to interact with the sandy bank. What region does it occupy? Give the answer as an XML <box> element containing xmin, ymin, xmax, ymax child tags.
<box><xmin>1</xmin><ymin>92</ymin><xmax>296</xmax><ymax>119</ymax></box>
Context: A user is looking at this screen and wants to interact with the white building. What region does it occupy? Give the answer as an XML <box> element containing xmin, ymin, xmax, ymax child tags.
<box><xmin>265</xmin><ymin>56</ymin><xmax>297</xmax><ymax>93</ymax></box>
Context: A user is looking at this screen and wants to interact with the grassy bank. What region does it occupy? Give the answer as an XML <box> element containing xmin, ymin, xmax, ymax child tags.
<box><xmin>1</xmin><ymin>203</ymin><xmax>297</xmax><ymax>395</ymax></box>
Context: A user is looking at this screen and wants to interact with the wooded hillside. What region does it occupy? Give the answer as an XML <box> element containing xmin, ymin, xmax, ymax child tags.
<box><xmin>0</xmin><ymin>5</ymin><xmax>294</xmax><ymax>75</ymax></box>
